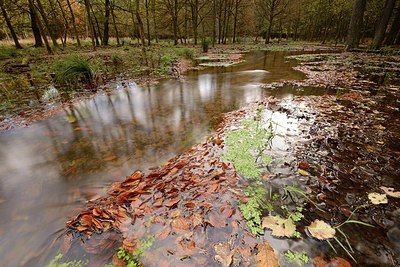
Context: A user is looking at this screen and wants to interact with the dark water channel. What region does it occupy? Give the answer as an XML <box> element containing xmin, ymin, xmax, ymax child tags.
<box><xmin>0</xmin><ymin>51</ymin><xmax>338</xmax><ymax>266</ymax></box>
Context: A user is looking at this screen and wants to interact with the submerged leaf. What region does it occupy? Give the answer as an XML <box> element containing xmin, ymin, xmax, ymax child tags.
<box><xmin>214</xmin><ymin>242</ymin><xmax>234</xmax><ymax>267</ymax></box>
<box><xmin>368</xmin><ymin>193</ymin><xmax>388</xmax><ymax>204</ymax></box>
<box><xmin>298</xmin><ymin>169</ymin><xmax>310</xmax><ymax>176</ymax></box>
<box><xmin>262</xmin><ymin>215</ymin><xmax>296</xmax><ymax>237</ymax></box>
<box><xmin>256</xmin><ymin>240</ymin><xmax>279</xmax><ymax>267</ymax></box>
<box><xmin>307</xmin><ymin>220</ymin><xmax>335</xmax><ymax>240</ymax></box>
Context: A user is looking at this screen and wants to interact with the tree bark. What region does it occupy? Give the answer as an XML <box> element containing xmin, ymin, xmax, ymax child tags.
<box><xmin>29</xmin><ymin>0</ymin><xmax>43</xmax><ymax>47</ymax></box>
<box><xmin>84</xmin><ymin>0</ymin><xmax>96</xmax><ymax>50</ymax></box>
<box><xmin>55</xmin><ymin>0</ymin><xmax>69</xmax><ymax>47</ymax></box>
<box><xmin>28</xmin><ymin>0</ymin><xmax>53</xmax><ymax>53</ymax></box>
<box><xmin>103</xmin><ymin>0</ymin><xmax>111</xmax><ymax>45</ymax></box>
<box><xmin>136</xmin><ymin>0</ymin><xmax>146</xmax><ymax>46</ymax></box>
<box><xmin>372</xmin><ymin>0</ymin><xmax>397</xmax><ymax>49</ymax></box>
<box><xmin>384</xmin><ymin>7</ymin><xmax>400</xmax><ymax>45</ymax></box>
<box><xmin>0</xmin><ymin>0</ymin><xmax>23</xmax><ymax>49</ymax></box>
<box><xmin>66</xmin><ymin>0</ymin><xmax>81</xmax><ymax>46</ymax></box>
<box><xmin>145</xmin><ymin>0</ymin><xmax>151</xmax><ymax>45</ymax></box>
<box><xmin>111</xmin><ymin>3</ymin><xmax>120</xmax><ymax>45</ymax></box>
<box><xmin>345</xmin><ymin>0</ymin><xmax>367</xmax><ymax>51</ymax></box>
<box><xmin>36</xmin><ymin>0</ymin><xmax>59</xmax><ymax>48</ymax></box>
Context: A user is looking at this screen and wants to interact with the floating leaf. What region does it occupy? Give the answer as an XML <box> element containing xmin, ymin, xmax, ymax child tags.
<box><xmin>262</xmin><ymin>215</ymin><xmax>296</xmax><ymax>237</ymax></box>
<box><xmin>298</xmin><ymin>162</ymin><xmax>310</xmax><ymax>170</ymax></box>
<box><xmin>307</xmin><ymin>220</ymin><xmax>335</xmax><ymax>240</ymax></box>
<box><xmin>103</xmin><ymin>155</ymin><xmax>117</xmax><ymax>161</ymax></box>
<box><xmin>165</xmin><ymin>198</ymin><xmax>180</xmax><ymax>207</ymax></box>
<box><xmin>368</xmin><ymin>193</ymin><xmax>388</xmax><ymax>204</ymax></box>
<box><xmin>380</xmin><ymin>186</ymin><xmax>400</xmax><ymax>198</ymax></box>
<box><xmin>256</xmin><ymin>240</ymin><xmax>279</xmax><ymax>267</ymax></box>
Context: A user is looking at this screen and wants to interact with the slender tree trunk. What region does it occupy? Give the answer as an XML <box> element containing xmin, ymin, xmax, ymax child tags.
<box><xmin>103</xmin><ymin>0</ymin><xmax>111</xmax><ymax>45</ymax></box>
<box><xmin>345</xmin><ymin>0</ymin><xmax>367</xmax><ymax>51</ymax></box>
<box><xmin>89</xmin><ymin>1</ymin><xmax>103</xmax><ymax>45</ymax></box>
<box><xmin>36</xmin><ymin>0</ymin><xmax>59</xmax><ymax>48</ymax></box>
<box><xmin>28</xmin><ymin>0</ymin><xmax>52</xmax><ymax>53</ymax></box>
<box><xmin>151</xmin><ymin>0</ymin><xmax>158</xmax><ymax>43</ymax></box>
<box><xmin>145</xmin><ymin>0</ymin><xmax>151</xmax><ymax>45</ymax></box>
<box><xmin>84</xmin><ymin>0</ymin><xmax>96</xmax><ymax>50</ymax></box>
<box><xmin>55</xmin><ymin>0</ymin><xmax>69</xmax><ymax>47</ymax></box>
<box><xmin>372</xmin><ymin>0</ymin><xmax>397</xmax><ymax>49</ymax></box>
<box><xmin>0</xmin><ymin>0</ymin><xmax>22</xmax><ymax>49</ymax></box>
<box><xmin>213</xmin><ymin>0</ymin><xmax>216</xmax><ymax>46</ymax></box>
<box><xmin>66</xmin><ymin>0</ymin><xmax>81</xmax><ymax>46</ymax></box>
<box><xmin>384</xmin><ymin>7</ymin><xmax>400</xmax><ymax>45</ymax></box>
<box><xmin>173</xmin><ymin>0</ymin><xmax>179</xmax><ymax>45</ymax></box>
<box><xmin>111</xmin><ymin>3</ymin><xmax>120</xmax><ymax>45</ymax></box>
<box><xmin>232</xmin><ymin>0</ymin><xmax>239</xmax><ymax>43</ymax></box>
<box><xmin>136</xmin><ymin>0</ymin><xmax>146</xmax><ymax>46</ymax></box>
<box><xmin>29</xmin><ymin>1</ymin><xmax>43</xmax><ymax>47</ymax></box>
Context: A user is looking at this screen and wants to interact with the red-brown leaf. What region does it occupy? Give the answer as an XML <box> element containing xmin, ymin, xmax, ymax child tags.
<box><xmin>207</xmin><ymin>210</ymin><xmax>226</xmax><ymax>228</ymax></box>
<box><xmin>165</xmin><ymin>198</ymin><xmax>180</xmax><ymax>207</ymax></box>
<box><xmin>171</xmin><ymin>217</ymin><xmax>191</xmax><ymax>231</ymax></box>
<box><xmin>220</xmin><ymin>205</ymin><xmax>235</xmax><ymax>219</ymax></box>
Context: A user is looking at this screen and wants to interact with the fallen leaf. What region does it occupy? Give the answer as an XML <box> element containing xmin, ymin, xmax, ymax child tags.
<box><xmin>165</xmin><ymin>198</ymin><xmax>181</xmax><ymax>207</ymax></box>
<box><xmin>298</xmin><ymin>162</ymin><xmax>310</xmax><ymax>170</ymax></box>
<box><xmin>307</xmin><ymin>220</ymin><xmax>335</xmax><ymax>240</ymax></box>
<box><xmin>156</xmin><ymin>226</ymin><xmax>171</xmax><ymax>240</ymax></box>
<box><xmin>207</xmin><ymin>210</ymin><xmax>226</xmax><ymax>228</ymax></box>
<box><xmin>298</xmin><ymin>169</ymin><xmax>310</xmax><ymax>176</ymax></box>
<box><xmin>330</xmin><ymin>257</ymin><xmax>352</xmax><ymax>267</ymax></box>
<box><xmin>184</xmin><ymin>201</ymin><xmax>196</xmax><ymax>209</ymax></box>
<box><xmin>191</xmin><ymin>213</ymin><xmax>203</xmax><ymax>227</ymax></box>
<box><xmin>171</xmin><ymin>217</ymin><xmax>191</xmax><ymax>231</ymax></box>
<box><xmin>368</xmin><ymin>193</ymin><xmax>388</xmax><ymax>204</ymax></box>
<box><xmin>262</xmin><ymin>215</ymin><xmax>296</xmax><ymax>237</ymax></box>
<box><xmin>220</xmin><ymin>205</ymin><xmax>235</xmax><ymax>219</ymax></box>
<box><xmin>214</xmin><ymin>242</ymin><xmax>234</xmax><ymax>267</ymax></box>
<box><xmin>256</xmin><ymin>240</ymin><xmax>279</xmax><ymax>267</ymax></box>
<box><xmin>103</xmin><ymin>155</ymin><xmax>117</xmax><ymax>161</ymax></box>
<box><xmin>380</xmin><ymin>186</ymin><xmax>400</xmax><ymax>198</ymax></box>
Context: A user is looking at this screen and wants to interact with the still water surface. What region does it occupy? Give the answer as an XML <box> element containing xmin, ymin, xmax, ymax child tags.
<box><xmin>0</xmin><ymin>51</ymin><xmax>334</xmax><ymax>266</ymax></box>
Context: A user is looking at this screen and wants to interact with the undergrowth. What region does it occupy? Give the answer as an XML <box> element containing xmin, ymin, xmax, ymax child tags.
<box><xmin>53</xmin><ymin>57</ymin><xmax>93</xmax><ymax>84</ymax></box>
<box><xmin>117</xmin><ymin>235</ymin><xmax>155</xmax><ymax>267</ymax></box>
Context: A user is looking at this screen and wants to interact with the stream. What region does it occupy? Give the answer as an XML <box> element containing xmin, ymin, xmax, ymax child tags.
<box><xmin>0</xmin><ymin>50</ymin><xmax>342</xmax><ymax>266</ymax></box>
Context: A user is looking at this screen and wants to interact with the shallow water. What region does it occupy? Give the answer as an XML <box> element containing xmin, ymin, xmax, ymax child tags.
<box><xmin>0</xmin><ymin>50</ymin><xmax>337</xmax><ymax>266</ymax></box>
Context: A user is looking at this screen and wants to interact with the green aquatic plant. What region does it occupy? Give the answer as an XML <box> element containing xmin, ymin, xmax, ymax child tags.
<box><xmin>283</xmin><ymin>250</ymin><xmax>310</xmax><ymax>266</ymax></box>
<box><xmin>46</xmin><ymin>253</ymin><xmax>86</xmax><ymax>267</ymax></box>
<box><xmin>53</xmin><ymin>57</ymin><xmax>93</xmax><ymax>84</ymax></box>
<box><xmin>117</xmin><ymin>235</ymin><xmax>155</xmax><ymax>267</ymax></box>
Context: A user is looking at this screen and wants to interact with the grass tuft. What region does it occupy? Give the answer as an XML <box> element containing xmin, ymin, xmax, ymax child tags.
<box><xmin>53</xmin><ymin>57</ymin><xmax>93</xmax><ymax>84</ymax></box>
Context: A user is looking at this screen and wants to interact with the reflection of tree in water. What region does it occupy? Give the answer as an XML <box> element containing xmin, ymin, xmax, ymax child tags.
<box><xmin>48</xmin><ymin>73</ymin><xmax>265</xmax><ymax>182</ymax></box>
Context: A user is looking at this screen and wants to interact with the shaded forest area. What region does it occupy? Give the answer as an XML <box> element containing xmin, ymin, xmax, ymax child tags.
<box><xmin>1</xmin><ymin>0</ymin><xmax>400</xmax><ymax>51</ymax></box>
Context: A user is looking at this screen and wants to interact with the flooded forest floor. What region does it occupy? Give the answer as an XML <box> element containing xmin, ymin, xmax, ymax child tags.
<box><xmin>13</xmin><ymin>47</ymin><xmax>400</xmax><ymax>266</ymax></box>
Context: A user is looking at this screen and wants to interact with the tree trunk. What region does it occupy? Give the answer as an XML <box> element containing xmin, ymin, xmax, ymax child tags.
<box><xmin>151</xmin><ymin>0</ymin><xmax>158</xmax><ymax>43</ymax></box>
<box><xmin>103</xmin><ymin>0</ymin><xmax>111</xmax><ymax>45</ymax></box>
<box><xmin>29</xmin><ymin>0</ymin><xmax>43</xmax><ymax>47</ymax></box>
<box><xmin>84</xmin><ymin>0</ymin><xmax>96</xmax><ymax>50</ymax></box>
<box><xmin>55</xmin><ymin>0</ymin><xmax>69</xmax><ymax>47</ymax></box>
<box><xmin>384</xmin><ymin>3</ymin><xmax>400</xmax><ymax>45</ymax></box>
<box><xmin>136</xmin><ymin>0</ymin><xmax>146</xmax><ymax>46</ymax></box>
<box><xmin>111</xmin><ymin>4</ymin><xmax>120</xmax><ymax>45</ymax></box>
<box><xmin>345</xmin><ymin>0</ymin><xmax>367</xmax><ymax>51</ymax></box>
<box><xmin>66</xmin><ymin>0</ymin><xmax>81</xmax><ymax>46</ymax></box>
<box><xmin>372</xmin><ymin>0</ymin><xmax>397</xmax><ymax>49</ymax></box>
<box><xmin>145</xmin><ymin>0</ymin><xmax>151</xmax><ymax>45</ymax></box>
<box><xmin>89</xmin><ymin>1</ymin><xmax>103</xmax><ymax>45</ymax></box>
<box><xmin>28</xmin><ymin>0</ymin><xmax>53</xmax><ymax>53</ymax></box>
<box><xmin>173</xmin><ymin>0</ymin><xmax>179</xmax><ymax>45</ymax></box>
<box><xmin>0</xmin><ymin>0</ymin><xmax>22</xmax><ymax>49</ymax></box>
<box><xmin>36</xmin><ymin>0</ymin><xmax>59</xmax><ymax>48</ymax></box>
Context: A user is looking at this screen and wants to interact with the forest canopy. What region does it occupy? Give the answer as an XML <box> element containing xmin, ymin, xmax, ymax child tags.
<box><xmin>0</xmin><ymin>0</ymin><xmax>399</xmax><ymax>52</ymax></box>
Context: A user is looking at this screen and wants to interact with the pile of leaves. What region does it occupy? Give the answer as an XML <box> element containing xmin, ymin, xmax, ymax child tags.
<box><xmin>63</xmin><ymin>105</ymin><xmax>280</xmax><ymax>266</ymax></box>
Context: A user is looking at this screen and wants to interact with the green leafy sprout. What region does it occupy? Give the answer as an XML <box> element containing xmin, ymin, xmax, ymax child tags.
<box><xmin>117</xmin><ymin>235</ymin><xmax>155</xmax><ymax>267</ymax></box>
<box><xmin>283</xmin><ymin>250</ymin><xmax>310</xmax><ymax>266</ymax></box>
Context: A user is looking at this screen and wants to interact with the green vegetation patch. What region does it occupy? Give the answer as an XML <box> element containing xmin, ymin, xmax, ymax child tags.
<box><xmin>117</xmin><ymin>235</ymin><xmax>155</xmax><ymax>267</ymax></box>
<box><xmin>53</xmin><ymin>57</ymin><xmax>93</xmax><ymax>84</ymax></box>
<box><xmin>46</xmin><ymin>253</ymin><xmax>87</xmax><ymax>267</ymax></box>
<box><xmin>283</xmin><ymin>250</ymin><xmax>310</xmax><ymax>266</ymax></box>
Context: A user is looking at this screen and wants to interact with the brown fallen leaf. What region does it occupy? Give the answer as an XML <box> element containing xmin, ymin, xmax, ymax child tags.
<box><xmin>214</xmin><ymin>242</ymin><xmax>234</xmax><ymax>267</ymax></box>
<box><xmin>165</xmin><ymin>198</ymin><xmax>181</xmax><ymax>207</ymax></box>
<box><xmin>299</xmin><ymin>162</ymin><xmax>310</xmax><ymax>170</ymax></box>
<box><xmin>156</xmin><ymin>226</ymin><xmax>171</xmax><ymax>240</ymax></box>
<box><xmin>380</xmin><ymin>186</ymin><xmax>400</xmax><ymax>198</ymax></box>
<box><xmin>220</xmin><ymin>205</ymin><xmax>235</xmax><ymax>219</ymax></box>
<box><xmin>207</xmin><ymin>210</ymin><xmax>226</xmax><ymax>228</ymax></box>
<box><xmin>256</xmin><ymin>240</ymin><xmax>279</xmax><ymax>267</ymax></box>
<box><xmin>103</xmin><ymin>155</ymin><xmax>117</xmax><ymax>161</ymax></box>
<box><xmin>171</xmin><ymin>217</ymin><xmax>191</xmax><ymax>231</ymax></box>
